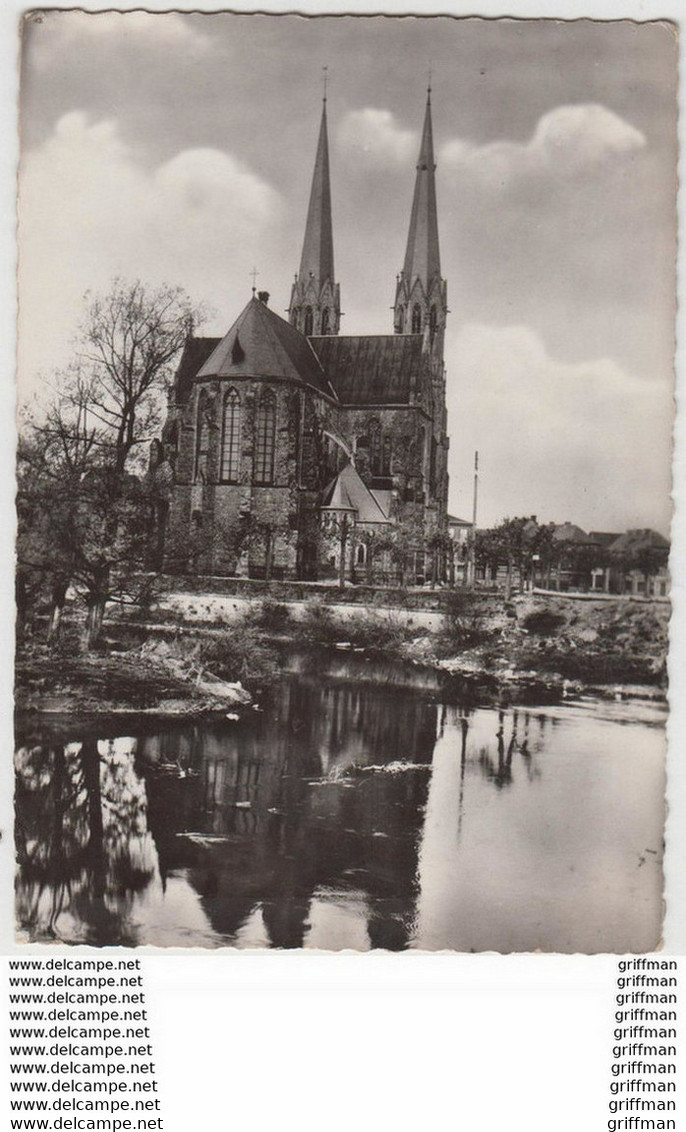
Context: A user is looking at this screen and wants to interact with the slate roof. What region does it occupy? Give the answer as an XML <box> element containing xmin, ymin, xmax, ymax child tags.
<box><xmin>196</xmin><ymin>297</ymin><xmax>335</xmax><ymax>398</ymax></box>
<box><xmin>174</xmin><ymin>337</ymin><xmax>220</xmax><ymax>405</ymax></box>
<box><xmin>310</xmin><ymin>334</ymin><xmax>424</xmax><ymax>405</ymax></box>
<box><xmin>321</xmin><ymin>463</ymin><xmax>392</xmax><ymax>524</ymax></box>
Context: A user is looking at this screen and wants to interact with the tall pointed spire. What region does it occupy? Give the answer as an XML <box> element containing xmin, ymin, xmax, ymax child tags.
<box><xmin>299</xmin><ymin>99</ymin><xmax>335</xmax><ymax>284</ymax></box>
<box><xmin>393</xmin><ymin>86</ymin><xmax>446</xmax><ymax>347</ymax></box>
<box><xmin>403</xmin><ymin>86</ymin><xmax>441</xmax><ymax>286</ymax></box>
<box><xmin>290</xmin><ymin>87</ymin><xmax>340</xmax><ymax>337</ymax></box>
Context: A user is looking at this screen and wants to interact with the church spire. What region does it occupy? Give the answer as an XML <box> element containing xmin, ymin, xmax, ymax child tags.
<box><xmin>289</xmin><ymin>90</ymin><xmax>340</xmax><ymax>337</ymax></box>
<box><xmin>299</xmin><ymin>98</ymin><xmax>334</xmax><ymax>284</ymax></box>
<box><xmin>403</xmin><ymin>86</ymin><xmax>441</xmax><ymax>286</ymax></box>
<box><xmin>393</xmin><ymin>87</ymin><xmax>447</xmax><ymax>347</ymax></box>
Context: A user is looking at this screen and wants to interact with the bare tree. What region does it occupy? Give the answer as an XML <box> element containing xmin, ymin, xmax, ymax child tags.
<box><xmin>76</xmin><ymin>279</ymin><xmax>204</xmax><ymax>473</ymax></box>
<box><xmin>17</xmin><ymin>279</ymin><xmax>206</xmax><ymax>648</ymax></box>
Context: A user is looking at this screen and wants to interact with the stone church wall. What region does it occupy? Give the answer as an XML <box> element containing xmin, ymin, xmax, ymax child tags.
<box><xmin>164</xmin><ymin>375</ymin><xmax>347</xmax><ymax>579</ymax></box>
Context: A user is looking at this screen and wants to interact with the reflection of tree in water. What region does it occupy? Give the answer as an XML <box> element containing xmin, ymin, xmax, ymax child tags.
<box><xmin>15</xmin><ymin>738</ymin><xmax>157</xmax><ymax>945</ymax></box>
<box><xmin>475</xmin><ymin>710</ymin><xmax>543</xmax><ymax>789</ymax></box>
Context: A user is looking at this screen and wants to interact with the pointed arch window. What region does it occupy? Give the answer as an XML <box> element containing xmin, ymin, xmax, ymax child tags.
<box><xmin>221</xmin><ymin>388</ymin><xmax>242</xmax><ymax>483</ymax></box>
<box><xmin>411</xmin><ymin>305</ymin><xmax>422</xmax><ymax>334</ymax></box>
<box><xmin>254</xmin><ymin>388</ymin><xmax>276</xmax><ymax>485</ymax></box>
<box><xmin>430</xmin><ymin>436</ymin><xmax>437</xmax><ymax>496</ymax></box>
<box><xmin>195</xmin><ymin>389</ymin><xmax>211</xmax><ymax>483</ymax></box>
<box><xmin>368</xmin><ymin>418</ymin><xmax>381</xmax><ymax>477</ymax></box>
<box><xmin>290</xmin><ymin>306</ymin><xmax>299</xmax><ymax>327</ymax></box>
<box><xmin>321</xmin><ymin>307</ymin><xmax>330</xmax><ymax>335</ymax></box>
<box><xmin>407</xmin><ymin>439</ymin><xmax>417</xmax><ymax>474</ymax></box>
<box><xmin>304</xmin><ymin>307</ymin><xmax>314</xmax><ymax>336</ymax></box>
<box><xmin>429</xmin><ymin>305</ymin><xmax>437</xmax><ymax>337</ymax></box>
<box><xmin>395</xmin><ymin>305</ymin><xmax>404</xmax><ymax>333</ymax></box>
<box><xmin>381</xmin><ymin>435</ymin><xmax>392</xmax><ymax>477</ymax></box>
<box><xmin>417</xmin><ymin>426</ymin><xmax>426</xmax><ymax>487</ymax></box>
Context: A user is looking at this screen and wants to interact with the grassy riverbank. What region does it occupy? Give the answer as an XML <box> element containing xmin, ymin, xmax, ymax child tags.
<box><xmin>15</xmin><ymin>590</ymin><xmax>669</xmax><ymax>719</ymax></box>
<box><xmin>228</xmin><ymin>591</ymin><xmax>669</xmax><ymax>689</ymax></box>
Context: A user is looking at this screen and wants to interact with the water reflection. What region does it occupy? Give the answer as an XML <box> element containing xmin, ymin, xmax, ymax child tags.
<box><xmin>15</xmin><ymin>676</ymin><xmax>665</xmax><ymax>952</ymax></box>
<box><xmin>15</xmin><ymin>737</ymin><xmax>157</xmax><ymax>947</ymax></box>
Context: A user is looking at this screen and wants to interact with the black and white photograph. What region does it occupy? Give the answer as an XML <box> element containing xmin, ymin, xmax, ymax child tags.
<box><xmin>14</xmin><ymin>11</ymin><xmax>675</xmax><ymax>952</ymax></box>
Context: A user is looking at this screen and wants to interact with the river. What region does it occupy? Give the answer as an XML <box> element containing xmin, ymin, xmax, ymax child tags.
<box><xmin>14</xmin><ymin>663</ymin><xmax>666</xmax><ymax>952</ymax></box>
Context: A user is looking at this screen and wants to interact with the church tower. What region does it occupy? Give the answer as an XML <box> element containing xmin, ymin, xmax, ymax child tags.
<box><xmin>393</xmin><ymin>87</ymin><xmax>447</xmax><ymax>350</ymax></box>
<box><xmin>289</xmin><ymin>96</ymin><xmax>340</xmax><ymax>337</ymax></box>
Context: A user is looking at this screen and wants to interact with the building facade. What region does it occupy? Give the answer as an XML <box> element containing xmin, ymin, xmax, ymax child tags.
<box><xmin>153</xmin><ymin>90</ymin><xmax>450</xmax><ymax>583</ymax></box>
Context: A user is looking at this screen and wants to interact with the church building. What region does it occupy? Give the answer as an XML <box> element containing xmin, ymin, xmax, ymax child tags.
<box><xmin>153</xmin><ymin>88</ymin><xmax>450</xmax><ymax>584</ymax></box>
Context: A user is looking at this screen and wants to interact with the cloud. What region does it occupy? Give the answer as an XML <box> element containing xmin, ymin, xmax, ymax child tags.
<box><xmin>447</xmin><ymin>323</ymin><xmax>672</xmax><ymax>533</ymax></box>
<box><xmin>337</xmin><ymin>108</ymin><xmax>417</xmax><ymax>167</ymax></box>
<box><xmin>18</xmin><ymin>112</ymin><xmax>282</xmax><ymax>393</ymax></box>
<box><xmin>28</xmin><ymin>10</ymin><xmax>210</xmax><ymax>71</ymax></box>
<box><xmin>441</xmin><ymin>104</ymin><xmax>646</xmax><ymax>186</ymax></box>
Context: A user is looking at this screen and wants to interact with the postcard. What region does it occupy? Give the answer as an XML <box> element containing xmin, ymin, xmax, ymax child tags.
<box><xmin>11</xmin><ymin>10</ymin><xmax>678</xmax><ymax>958</ymax></box>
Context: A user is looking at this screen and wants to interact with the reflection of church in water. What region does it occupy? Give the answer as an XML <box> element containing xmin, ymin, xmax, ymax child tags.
<box><xmin>15</xmin><ymin>687</ymin><xmax>549</xmax><ymax>949</ymax></box>
<box><xmin>152</xmin><ymin>88</ymin><xmax>450</xmax><ymax>583</ymax></box>
<box><xmin>143</xmin><ymin>680</ymin><xmax>440</xmax><ymax>950</ymax></box>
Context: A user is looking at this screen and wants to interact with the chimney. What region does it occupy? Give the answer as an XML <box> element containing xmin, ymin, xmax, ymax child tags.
<box><xmin>257</xmin><ymin>291</ymin><xmax>270</xmax><ymax>305</ymax></box>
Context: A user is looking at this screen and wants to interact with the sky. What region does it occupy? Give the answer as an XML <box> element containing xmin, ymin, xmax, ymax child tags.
<box><xmin>18</xmin><ymin>12</ymin><xmax>677</xmax><ymax>533</ymax></box>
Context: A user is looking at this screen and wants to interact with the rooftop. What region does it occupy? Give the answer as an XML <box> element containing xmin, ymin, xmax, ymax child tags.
<box><xmin>321</xmin><ymin>462</ymin><xmax>392</xmax><ymax>524</ymax></box>
<box><xmin>310</xmin><ymin>334</ymin><xmax>425</xmax><ymax>405</ymax></box>
<box><xmin>197</xmin><ymin>296</ymin><xmax>334</xmax><ymax>398</ymax></box>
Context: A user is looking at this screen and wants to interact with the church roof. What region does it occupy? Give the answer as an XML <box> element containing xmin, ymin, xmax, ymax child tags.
<box><xmin>402</xmin><ymin>90</ymin><xmax>441</xmax><ymax>289</ymax></box>
<box><xmin>310</xmin><ymin>334</ymin><xmax>424</xmax><ymax>404</ymax></box>
<box><xmin>321</xmin><ymin>462</ymin><xmax>392</xmax><ymax>524</ymax></box>
<box><xmin>298</xmin><ymin>100</ymin><xmax>335</xmax><ymax>287</ymax></box>
<box><xmin>196</xmin><ymin>296</ymin><xmax>335</xmax><ymax>397</ymax></box>
<box><xmin>174</xmin><ymin>336</ymin><xmax>221</xmax><ymax>405</ymax></box>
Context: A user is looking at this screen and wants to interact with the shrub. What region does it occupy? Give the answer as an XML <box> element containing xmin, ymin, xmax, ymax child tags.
<box><xmin>339</xmin><ymin>610</ymin><xmax>415</xmax><ymax>652</ymax></box>
<box><xmin>244</xmin><ymin>598</ymin><xmax>293</xmax><ymax>633</ymax></box>
<box><xmin>49</xmin><ymin>623</ymin><xmax>86</xmax><ymax>658</ymax></box>
<box><xmin>197</xmin><ymin>625</ymin><xmax>280</xmax><ymax>689</ymax></box>
<box><xmin>298</xmin><ymin>602</ymin><xmax>418</xmax><ymax>656</ymax></box>
<box><xmin>439</xmin><ymin>591</ymin><xmax>493</xmax><ymax>652</ymax></box>
<box><xmin>300</xmin><ymin>600</ymin><xmax>337</xmax><ymax>641</ymax></box>
<box><xmin>521</xmin><ymin>609</ymin><xmax>567</xmax><ymax>637</ymax></box>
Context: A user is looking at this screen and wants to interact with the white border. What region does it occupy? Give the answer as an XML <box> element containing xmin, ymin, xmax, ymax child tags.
<box><xmin>1</xmin><ymin>1</ymin><xmax>683</xmax><ymax>955</ymax></box>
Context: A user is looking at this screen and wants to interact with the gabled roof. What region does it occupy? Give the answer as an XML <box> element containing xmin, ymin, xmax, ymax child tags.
<box><xmin>321</xmin><ymin>463</ymin><xmax>392</xmax><ymax>524</ymax></box>
<box><xmin>197</xmin><ymin>297</ymin><xmax>335</xmax><ymax>398</ymax></box>
<box><xmin>174</xmin><ymin>336</ymin><xmax>220</xmax><ymax>405</ymax></box>
<box><xmin>310</xmin><ymin>334</ymin><xmax>425</xmax><ymax>405</ymax></box>
<box><xmin>448</xmin><ymin>514</ymin><xmax>473</xmax><ymax>527</ymax></box>
<box><xmin>552</xmin><ymin>522</ymin><xmax>589</xmax><ymax>543</ymax></box>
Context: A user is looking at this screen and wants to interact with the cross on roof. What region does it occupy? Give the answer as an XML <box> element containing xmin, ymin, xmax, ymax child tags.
<box><xmin>250</xmin><ymin>266</ymin><xmax>259</xmax><ymax>295</ymax></box>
